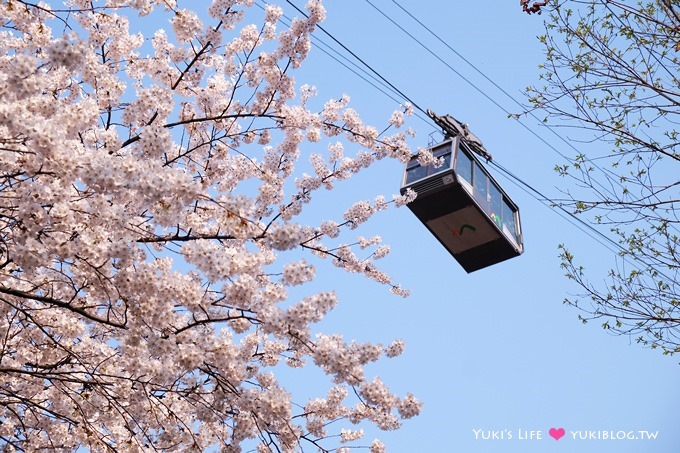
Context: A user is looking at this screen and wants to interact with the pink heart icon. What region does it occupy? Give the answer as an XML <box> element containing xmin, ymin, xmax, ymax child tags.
<box><xmin>549</xmin><ymin>427</ymin><xmax>566</xmax><ymax>441</ymax></box>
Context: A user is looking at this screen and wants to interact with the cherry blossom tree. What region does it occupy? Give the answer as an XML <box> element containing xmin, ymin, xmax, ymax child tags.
<box><xmin>0</xmin><ymin>1</ymin><xmax>422</xmax><ymax>451</ymax></box>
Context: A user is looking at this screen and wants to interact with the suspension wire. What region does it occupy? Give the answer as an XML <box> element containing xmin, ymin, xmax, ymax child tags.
<box><xmin>322</xmin><ymin>1</ymin><xmax>633</xmax><ymax>253</ymax></box>
<box><xmin>489</xmin><ymin>160</ymin><xmax>624</xmax><ymax>255</ymax></box>
<box><xmin>255</xmin><ymin>0</ymin><xmax>434</xmax><ymax>126</ymax></box>
<box><xmin>388</xmin><ymin>0</ymin><xmax>572</xmax><ymax>162</ymax></box>
<box><xmin>382</xmin><ymin>0</ymin><xmax>680</xmax><ymax>278</ymax></box>
<box><xmin>491</xmin><ymin>160</ymin><xmax>678</xmax><ymax>283</ymax></box>
<box><xmin>279</xmin><ymin>0</ymin><xmax>621</xmax><ymax>253</ymax></box>
<box><xmin>364</xmin><ymin>0</ymin><xmax>517</xmax><ymax>123</ymax></box>
<box><xmin>374</xmin><ymin>0</ymin><xmax>624</xmax><ymax>199</ymax></box>
<box><xmin>279</xmin><ymin>0</ymin><xmax>676</xmax><ymax>280</ymax></box>
<box><xmin>283</xmin><ymin>0</ymin><xmax>429</xmax><ymax>117</ymax></box>
<box><xmin>255</xmin><ymin>1</ymin><xmax>404</xmax><ymax>105</ymax></box>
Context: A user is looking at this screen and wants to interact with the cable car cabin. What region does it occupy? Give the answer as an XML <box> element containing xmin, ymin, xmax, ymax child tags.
<box><xmin>400</xmin><ymin>137</ymin><xmax>523</xmax><ymax>272</ymax></box>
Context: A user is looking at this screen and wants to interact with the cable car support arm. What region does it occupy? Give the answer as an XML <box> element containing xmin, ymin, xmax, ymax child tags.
<box><xmin>427</xmin><ymin>109</ymin><xmax>492</xmax><ymax>162</ymax></box>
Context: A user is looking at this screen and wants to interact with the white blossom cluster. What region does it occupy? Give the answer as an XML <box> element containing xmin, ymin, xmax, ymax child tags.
<box><xmin>0</xmin><ymin>1</ymin><xmax>421</xmax><ymax>451</ymax></box>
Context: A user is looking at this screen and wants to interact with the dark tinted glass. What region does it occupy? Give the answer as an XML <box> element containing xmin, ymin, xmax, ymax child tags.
<box><xmin>455</xmin><ymin>148</ymin><xmax>472</xmax><ymax>184</ymax></box>
<box><xmin>473</xmin><ymin>163</ymin><xmax>488</xmax><ymax>210</ymax></box>
<box><xmin>405</xmin><ymin>164</ymin><xmax>428</xmax><ymax>184</ymax></box>
<box><xmin>502</xmin><ymin>199</ymin><xmax>519</xmax><ymax>242</ymax></box>
<box><xmin>489</xmin><ymin>181</ymin><xmax>503</xmax><ymax>226</ymax></box>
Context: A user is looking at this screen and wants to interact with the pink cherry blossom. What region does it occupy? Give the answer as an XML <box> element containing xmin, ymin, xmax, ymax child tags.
<box><xmin>0</xmin><ymin>1</ymin><xmax>419</xmax><ymax>451</ymax></box>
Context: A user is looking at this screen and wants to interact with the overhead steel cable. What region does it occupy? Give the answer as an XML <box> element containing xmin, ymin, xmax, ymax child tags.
<box><xmin>491</xmin><ymin>159</ymin><xmax>679</xmax><ymax>283</ymax></box>
<box><xmin>489</xmin><ymin>160</ymin><xmax>624</xmax><ymax>255</ymax></box>
<box><xmin>283</xmin><ymin>0</ymin><xmax>428</xmax><ymax>117</ymax></box>
<box><xmin>362</xmin><ymin>0</ymin><xmax>516</xmax><ymax>120</ymax></box>
<box><xmin>254</xmin><ymin>2</ymin><xmax>384</xmax><ymax>93</ymax></box>
<box><xmin>368</xmin><ymin>0</ymin><xmax>622</xmax><ymax>199</ymax></box>
<box><xmin>279</xmin><ymin>0</ymin><xmax>676</xmax><ymax>279</ymax></box>
<box><xmin>377</xmin><ymin>0</ymin><xmax>680</xmax><ymax>278</ymax></box>
<box><xmin>255</xmin><ymin>1</ymin><xmax>411</xmax><ymax>108</ymax></box>
<box><xmin>278</xmin><ymin>1</ymin><xmax>617</xmax><ymax>245</ymax></box>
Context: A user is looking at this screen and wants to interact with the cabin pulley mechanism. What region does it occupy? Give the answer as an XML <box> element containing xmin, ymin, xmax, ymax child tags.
<box><xmin>427</xmin><ymin>109</ymin><xmax>492</xmax><ymax>162</ymax></box>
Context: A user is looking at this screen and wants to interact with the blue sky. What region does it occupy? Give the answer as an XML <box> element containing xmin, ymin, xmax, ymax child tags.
<box><xmin>39</xmin><ymin>1</ymin><xmax>677</xmax><ymax>451</ymax></box>
<box><xmin>274</xmin><ymin>1</ymin><xmax>680</xmax><ymax>452</ymax></box>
